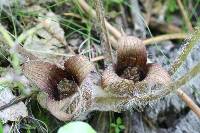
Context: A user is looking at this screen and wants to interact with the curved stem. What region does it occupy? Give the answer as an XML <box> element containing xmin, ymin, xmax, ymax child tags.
<box><xmin>94</xmin><ymin>0</ymin><xmax>114</xmax><ymax>64</ymax></box>
<box><xmin>143</xmin><ymin>33</ymin><xmax>187</xmax><ymax>45</ymax></box>
<box><xmin>172</xmin><ymin>62</ymin><xmax>200</xmax><ymax>89</ymax></box>
<box><xmin>169</xmin><ymin>28</ymin><xmax>200</xmax><ymax>75</ymax></box>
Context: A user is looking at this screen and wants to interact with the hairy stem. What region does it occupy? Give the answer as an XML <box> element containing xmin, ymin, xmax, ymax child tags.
<box><xmin>94</xmin><ymin>0</ymin><xmax>113</xmax><ymax>64</ymax></box>
<box><xmin>172</xmin><ymin>62</ymin><xmax>200</xmax><ymax>89</ymax></box>
<box><xmin>169</xmin><ymin>28</ymin><xmax>200</xmax><ymax>75</ymax></box>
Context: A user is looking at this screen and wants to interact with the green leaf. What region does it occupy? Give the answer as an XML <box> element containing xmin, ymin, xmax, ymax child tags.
<box><xmin>116</xmin><ymin>117</ymin><xmax>122</xmax><ymax>124</ymax></box>
<box><xmin>57</xmin><ymin>121</ymin><xmax>96</xmax><ymax>133</ymax></box>
<box><xmin>110</xmin><ymin>123</ymin><xmax>116</xmax><ymax>127</ymax></box>
<box><xmin>167</xmin><ymin>0</ymin><xmax>178</xmax><ymax>13</ymax></box>
<box><xmin>119</xmin><ymin>125</ymin><xmax>125</xmax><ymax>129</ymax></box>
<box><xmin>115</xmin><ymin>127</ymin><xmax>120</xmax><ymax>133</ymax></box>
<box><xmin>0</xmin><ymin>120</ymin><xmax>3</xmax><ymax>133</ymax></box>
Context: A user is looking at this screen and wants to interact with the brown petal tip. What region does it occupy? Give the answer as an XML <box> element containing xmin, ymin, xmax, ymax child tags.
<box><xmin>64</xmin><ymin>55</ymin><xmax>96</xmax><ymax>84</ymax></box>
<box><xmin>116</xmin><ymin>36</ymin><xmax>147</xmax><ymax>73</ymax></box>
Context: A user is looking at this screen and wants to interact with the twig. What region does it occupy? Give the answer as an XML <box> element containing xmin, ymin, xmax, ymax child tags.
<box><xmin>94</xmin><ymin>0</ymin><xmax>113</xmax><ymax>64</ymax></box>
<box><xmin>176</xmin><ymin>0</ymin><xmax>194</xmax><ymax>32</ymax></box>
<box><xmin>0</xmin><ymin>91</ymin><xmax>37</xmax><ymax>111</ymax></box>
<box><xmin>143</xmin><ymin>33</ymin><xmax>187</xmax><ymax>45</ymax></box>
<box><xmin>177</xmin><ymin>89</ymin><xmax>200</xmax><ymax>118</ymax></box>
<box><xmin>91</xmin><ymin>55</ymin><xmax>105</xmax><ymax>62</ymax></box>
<box><xmin>63</xmin><ymin>13</ymin><xmax>82</xmax><ymax>19</ymax></box>
<box><xmin>169</xmin><ymin>62</ymin><xmax>200</xmax><ymax>118</ymax></box>
<box><xmin>170</xmin><ymin>60</ymin><xmax>200</xmax><ymax>117</ymax></box>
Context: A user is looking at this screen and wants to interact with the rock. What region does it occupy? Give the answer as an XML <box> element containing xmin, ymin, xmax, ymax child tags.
<box><xmin>168</xmin><ymin>111</ymin><xmax>200</xmax><ymax>133</ymax></box>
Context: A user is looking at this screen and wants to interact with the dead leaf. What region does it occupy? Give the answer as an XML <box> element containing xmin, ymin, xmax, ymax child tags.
<box><xmin>23</xmin><ymin>9</ymin><xmax>69</xmax><ymax>64</ymax></box>
<box><xmin>0</xmin><ymin>86</ymin><xmax>28</xmax><ymax>123</ymax></box>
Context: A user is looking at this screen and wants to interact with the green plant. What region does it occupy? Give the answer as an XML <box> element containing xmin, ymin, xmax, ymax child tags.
<box><xmin>110</xmin><ymin>117</ymin><xmax>125</xmax><ymax>133</ymax></box>
<box><xmin>167</xmin><ymin>0</ymin><xmax>178</xmax><ymax>13</ymax></box>
<box><xmin>0</xmin><ymin>120</ymin><xmax>3</xmax><ymax>133</ymax></box>
<box><xmin>58</xmin><ymin>121</ymin><xmax>96</xmax><ymax>133</ymax></box>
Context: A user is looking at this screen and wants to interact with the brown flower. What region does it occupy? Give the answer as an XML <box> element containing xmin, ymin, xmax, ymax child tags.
<box><xmin>102</xmin><ymin>36</ymin><xmax>171</xmax><ymax>98</ymax></box>
<box><xmin>23</xmin><ymin>55</ymin><xmax>97</xmax><ymax>121</ymax></box>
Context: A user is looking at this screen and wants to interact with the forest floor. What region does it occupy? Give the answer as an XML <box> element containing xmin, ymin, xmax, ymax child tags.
<box><xmin>0</xmin><ymin>0</ymin><xmax>200</xmax><ymax>133</ymax></box>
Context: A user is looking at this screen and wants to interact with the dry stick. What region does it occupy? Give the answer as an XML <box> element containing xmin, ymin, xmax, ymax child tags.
<box><xmin>177</xmin><ymin>89</ymin><xmax>200</xmax><ymax>118</ymax></box>
<box><xmin>94</xmin><ymin>0</ymin><xmax>114</xmax><ymax>64</ymax></box>
<box><xmin>0</xmin><ymin>96</ymin><xmax>27</xmax><ymax>111</ymax></box>
<box><xmin>143</xmin><ymin>33</ymin><xmax>187</xmax><ymax>45</ymax></box>
<box><xmin>0</xmin><ymin>92</ymin><xmax>37</xmax><ymax>111</ymax></box>
<box><xmin>176</xmin><ymin>0</ymin><xmax>194</xmax><ymax>32</ymax></box>
<box><xmin>173</xmin><ymin>62</ymin><xmax>200</xmax><ymax>118</ymax></box>
<box><xmin>90</xmin><ymin>55</ymin><xmax>105</xmax><ymax>62</ymax></box>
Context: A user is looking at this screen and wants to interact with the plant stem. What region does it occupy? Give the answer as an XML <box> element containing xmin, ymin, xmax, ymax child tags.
<box><xmin>177</xmin><ymin>89</ymin><xmax>200</xmax><ymax>118</ymax></box>
<box><xmin>0</xmin><ymin>91</ymin><xmax>38</xmax><ymax>111</ymax></box>
<box><xmin>170</xmin><ymin>61</ymin><xmax>200</xmax><ymax>118</ymax></box>
<box><xmin>169</xmin><ymin>28</ymin><xmax>200</xmax><ymax>75</ymax></box>
<box><xmin>91</xmin><ymin>55</ymin><xmax>105</xmax><ymax>62</ymax></box>
<box><xmin>143</xmin><ymin>33</ymin><xmax>187</xmax><ymax>45</ymax></box>
<box><xmin>94</xmin><ymin>0</ymin><xmax>114</xmax><ymax>64</ymax></box>
<box><xmin>172</xmin><ymin>62</ymin><xmax>200</xmax><ymax>89</ymax></box>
